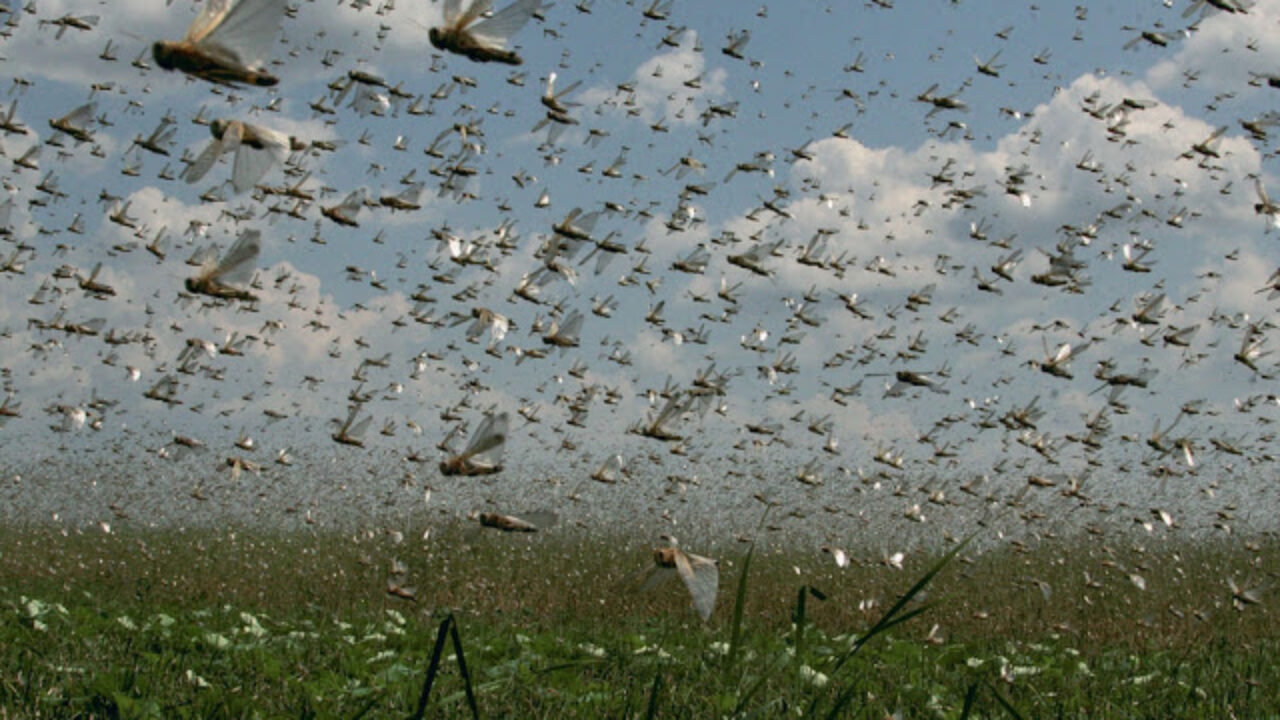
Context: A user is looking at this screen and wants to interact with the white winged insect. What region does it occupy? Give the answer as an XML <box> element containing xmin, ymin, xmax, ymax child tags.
<box><xmin>1036</xmin><ymin>338</ymin><xmax>1089</xmax><ymax>380</ymax></box>
<box><xmin>460</xmin><ymin>306</ymin><xmax>511</xmax><ymax>344</ymax></box>
<box><xmin>821</xmin><ymin>546</ymin><xmax>851</xmax><ymax>569</ymax></box>
<box><xmin>540</xmin><ymin>71</ymin><xmax>582</xmax><ymax>115</ymax></box>
<box><xmin>625</xmin><ymin>535</ymin><xmax>719</xmax><ymax>622</ymax></box>
<box><xmin>183</xmin><ymin>119</ymin><xmax>292</xmax><ymax>194</ymax></box>
<box><xmin>634</xmin><ymin>391</ymin><xmax>693</xmax><ymax>441</ymax></box>
<box><xmin>185</xmin><ymin>229</ymin><xmax>261</xmax><ymax>302</ymax></box>
<box><xmin>440</xmin><ymin>410</ymin><xmax>509</xmax><ymax>475</ymax></box>
<box><xmin>541</xmin><ymin>308</ymin><xmax>584</xmax><ymax>348</ymax></box>
<box><xmin>1254</xmin><ymin>178</ymin><xmax>1280</xmax><ymax>232</ymax></box>
<box><xmin>321</xmin><ymin>188</ymin><xmax>367</xmax><ymax>227</ymax></box>
<box><xmin>153</xmin><ymin>0</ymin><xmax>287</xmax><ymax>86</ymax></box>
<box><xmin>429</xmin><ymin>0</ymin><xmax>541</xmax><ymax>66</ymax></box>
<box><xmin>590</xmin><ymin>453</ymin><xmax>626</xmax><ymax>483</ymax></box>
<box><xmin>332</xmin><ymin>404</ymin><xmax>373</xmax><ymax>447</ymax></box>
<box><xmin>47</xmin><ymin>102</ymin><xmax>96</xmax><ymax>144</ymax></box>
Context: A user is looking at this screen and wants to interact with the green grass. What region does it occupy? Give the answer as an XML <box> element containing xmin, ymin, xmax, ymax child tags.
<box><xmin>1</xmin><ymin>522</ymin><xmax>1276</xmax><ymax>717</ymax></box>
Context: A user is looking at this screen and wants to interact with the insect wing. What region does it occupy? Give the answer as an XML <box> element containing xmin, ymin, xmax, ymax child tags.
<box><xmin>631</xmin><ymin>560</ymin><xmax>675</xmax><ymax>594</ymax></box>
<box><xmin>184</xmin><ymin>0</ymin><xmax>233</xmax><ymax>44</ymax></box>
<box><xmin>450</xmin><ymin>0</ymin><xmax>494</xmax><ymax>33</ymax></box>
<box><xmin>593</xmin><ymin>453</ymin><xmax>624</xmax><ymax>481</ymax></box>
<box><xmin>195</xmin><ymin>0</ymin><xmax>287</xmax><ymax>69</ymax></box>
<box><xmin>339</xmin><ymin>188</ymin><xmax>367</xmax><ymax>214</ymax></box>
<box><xmin>563</xmin><ymin>309</ymin><xmax>584</xmax><ymax>338</ymax></box>
<box><xmin>650</xmin><ymin>392</ymin><xmax>689</xmax><ymax>431</ymax></box>
<box><xmin>544</xmin><ymin>73</ymin><xmax>582</xmax><ymax>108</ymax></box>
<box><xmin>461</xmin><ymin>411</ymin><xmax>508</xmax><ymax>464</ymax></box>
<box><xmin>211</xmin><ymin>229</ymin><xmax>262</xmax><ymax>286</ymax></box>
<box><xmin>441</xmin><ymin>0</ymin><xmax>466</xmax><ymax>25</ymax></box>
<box><xmin>675</xmin><ymin>550</ymin><xmax>719</xmax><ymax>621</ymax></box>
<box><xmin>394</xmin><ymin>183</ymin><xmax>425</xmax><ymax>207</ymax></box>
<box><xmin>183</xmin><ymin>121</ymin><xmax>240</xmax><ymax>185</ymax></box>
<box><xmin>489</xmin><ymin>313</ymin><xmax>509</xmax><ymax>341</ymax></box>
<box><xmin>231</xmin><ymin>124</ymin><xmax>288</xmax><ymax>193</ymax></box>
<box><xmin>59</xmin><ymin>102</ymin><xmax>96</xmax><ymax>130</ymax></box>
<box><xmin>469</xmin><ymin>0</ymin><xmax>538</xmax><ymax>47</ymax></box>
<box><xmin>345</xmin><ymin>414</ymin><xmax>373</xmax><ymax>442</ymax></box>
<box><xmin>1051</xmin><ymin>343</ymin><xmax>1071</xmax><ymax>364</ymax></box>
<box><xmin>463</xmin><ymin>313</ymin><xmax>488</xmax><ymax>341</ymax></box>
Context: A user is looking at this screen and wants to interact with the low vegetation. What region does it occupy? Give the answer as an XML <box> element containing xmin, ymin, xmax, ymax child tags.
<box><xmin>1</xmin><ymin>522</ymin><xmax>1275</xmax><ymax>717</ymax></box>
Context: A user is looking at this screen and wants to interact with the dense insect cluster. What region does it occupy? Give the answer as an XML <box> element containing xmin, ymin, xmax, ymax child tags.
<box><xmin>0</xmin><ymin>1</ymin><xmax>1278</xmax><ymax>601</ymax></box>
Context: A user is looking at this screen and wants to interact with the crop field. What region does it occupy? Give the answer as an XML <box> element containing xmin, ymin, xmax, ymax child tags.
<box><xmin>2</xmin><ymin>521</ymin><xmax>1275</xmax><ymax>718</ymax></box>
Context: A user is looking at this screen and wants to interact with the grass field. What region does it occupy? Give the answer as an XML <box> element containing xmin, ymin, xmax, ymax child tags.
<box><xmin>2</xmin><ymin>520</ymin><xmax>1275</xmax><ymax>718</ymax></box>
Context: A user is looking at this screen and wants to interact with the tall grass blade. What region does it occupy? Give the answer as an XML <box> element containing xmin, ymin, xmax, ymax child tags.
<box><xmin>409</xmin><ymin>612</ymin><xmax>480</xmax><ymax>720</ymax></box>
<box><xmin>644</xmin><ymin>671</ymin><xmax>662</xmax><ymax>720</ymax></box>
<box><xmin>834</xmin><ymin>536</ymin><xmax>970</xmax><ymax>674</ymax></box>
<box><xmin>409</xmin><ymin>614</ymin><xmax>452</xmax><ymax>720</ymax></box>
<box><xmin>816</xmin><ymin>536</ymin><xmax>972</xmax><ymax>719</ymax></box>
<box><xmin>726</xmin><ymin>539</ymin><xmax>754</xmax><ymax>671</ymax></box>
<box><xmin>959</xmin><ymin>682</ymin><xmax>979</xmax><ymax>719</ymax></box>
<box><xmin>727</xmin><ymin>506</ymin><xmax>771</xmax><ymax>672</ymax></box>
<box><xmin>449</xmin><ymin>616</ymin><xmax>480</xmax><ymax>719</ymax></box>
<box><xmin>984</xmin><ymin>680</ymin><xmax>1027</xmax><ymax>720</ymax></box>
<box><xmin>793</xmin><ymin>585</ymin><xmax>808</xmax><ymax>670</ymax></box>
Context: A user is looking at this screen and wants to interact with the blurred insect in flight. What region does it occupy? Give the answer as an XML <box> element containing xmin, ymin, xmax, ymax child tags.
<box><xmin>153</xmin><ymin>0</ymin><xmax>287</xmax><ymax>87</ymax></box>
<box><xmin>182</xmin><ymin>119</ymin><xmax>294</xmax><ymax>194</ymax></box>
<box><xmin>624</xmin><ymin>535</ymin><xmax>719</xmax><ymax>622</ymax></box>
<box><xmin>429</xmin><ymin>0</ymin><xmax>540</xmax><ymax>66</ymax></box>
<box><xmin>185</xmin><ymin>229</ymin><xmax>261</xmax><ymax>302</ymax></box>
<box><xmin>440</xmin><ymin>411</ymin><xmax>509</xmax><ymax>475</ymax></box>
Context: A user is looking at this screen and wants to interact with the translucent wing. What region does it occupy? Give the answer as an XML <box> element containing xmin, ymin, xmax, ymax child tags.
<box><xmin>470</xmin><ymin>0</ymin><xmax>538</xmax><ymax>46</ymax></box>
<box><xmin>636</xmin><ymin>564</ymin><xmax>675</xmax><ymax>593</ymax></box>
<box><xmin>675</xmin><ymin>550</ymin><xmax>719</xmax><ymax>621</ymax></box>
<box><xmin>216</xmin><ymin>118</ymin><xmax>246</xmax><ymax>152</ymax></box>
<box><xmin>183</xmin><ymin>0</ymin><xmax>232</xmax><ymax>44</ymax></box>
<box><xmin>558</xmin><ymin>309</ymin><xmax>584</xmax><ymax>341</ymax></box>
<box><xmin>198</xmin><ymin>0</ymin><xmax>287</xmax><ymax>68</ymax></box>
<box><xmin>441</xmin><ymin>0</ymin><xmax>465</xmax><ymax>24</ymax></box>
<box><xmin>155</xmin><ymin>124</ymin><xmax>178</xmax><ymax>147</ymax></box>
<box><xmin>181</xmin><ymin>142</ymin><xmax>223</xmax><ymax>184</ymax></box>
<box><xmin>181</xmin><ymin>119</ymin><xmax>243</xmax><ymax>184</ymax></box>
<box><xmin>230</xmin><ymin>124</ymin><xmax>289</xmax><ymax>194</ymax></box>
<box><xmin>462</xmin><ymin>411</ymin><xmax>509</xmax><ymax>461</ymax></box>
<box><xmin>396</xmin><ymin>183</ymin><xmax>425</xmax><ymax>206</ymax></box>
<box><xmin>59</xmin><ymin>102</ymin><xmax>96</xmax><ymax>128</ymax></box>
<box><xmin>212</xmin><ymin>229</ymin><xmax>262</xmax><ymax>286</ymax></box>
<box><xmin>455</xmin><ymin>0</ymin><xmax>495</xmax><ymax>30</ymax></box>
<box><xmin>78</xmin><ymin>318</ymin><xmax>107</xmax><ymax>335</ymax></box>
<box><xmin>339</xmin><ymin>188</ymin><xmax>367</xmax><ymax>213</ymax></box>
<box><xmin>593</xmin><ymin>453</ymin><xmax>624</xmax><ymax>481</ymax></box>
<box><xmin>463</xmin><ymin>313</ymin><xmax>488</xmax><ymax>341</ymax></box>
<box><xmin>346</xmin><ymin>414</ymin><xmax>373</xmax><ymax>441</ymax></box>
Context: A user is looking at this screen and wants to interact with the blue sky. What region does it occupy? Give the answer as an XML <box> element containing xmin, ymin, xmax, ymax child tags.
<box><xmin>1</xmin><ymin>0</ymin><xmax>1278</xmax><ymax>537</ymax></box>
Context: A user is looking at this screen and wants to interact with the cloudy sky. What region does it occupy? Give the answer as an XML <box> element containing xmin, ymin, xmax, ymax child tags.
<box><xmin>2</xmin><ymin>0</ymin><xmax>1278</xmax><ymax>535</ymax></box>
